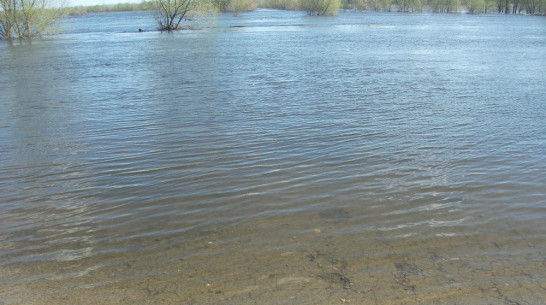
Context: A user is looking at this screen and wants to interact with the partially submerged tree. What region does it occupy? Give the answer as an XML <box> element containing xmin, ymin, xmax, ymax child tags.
<box><xmin>466</xmin><ymin>0</ymin><xmax>485</xmax><ymax>13</ymax></box>
<box><xmin>396</xmin><ymin>0</ymin><xmax>422</xmax><ymax>11</ymax></box>
<box><xmin>300</xmin><ymin>0</ymin><xmax>340</xmax><ymax>15</ymax></box>
<box><xmin>154</xmin><ymin>0</ymin><xmax>215</xmax><ymax>31</ymax></box>
<box><xmin>0</xmin><ymin>0</ymin><xmax>64</xmax><ymax>39</ymax></box>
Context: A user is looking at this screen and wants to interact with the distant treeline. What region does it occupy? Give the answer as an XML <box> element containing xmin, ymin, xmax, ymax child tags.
<box><xmin>337</xmin><ymin>0</ymin><xmax>546</xmax><ymax>14</ymax></box>
<box><xmin>260</xmin><ymin>0</ymin><xmax>546</xmax><ymax>14</ymax></box>
<box><xmin>65</xmin><ymin>1</ymin><xmax>156</xmax><ymax>16</ymax></box>
<box><xmin>64</xmin><ymin>0</ymin><xmax>545</xmax><ymax>16</ymax></box>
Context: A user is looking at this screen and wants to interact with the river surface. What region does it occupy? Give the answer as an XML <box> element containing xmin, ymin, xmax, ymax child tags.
<box><xmin>1</xmin><ymin>10</ymin><xmax>545</xmax><ymax>304</ymax></box>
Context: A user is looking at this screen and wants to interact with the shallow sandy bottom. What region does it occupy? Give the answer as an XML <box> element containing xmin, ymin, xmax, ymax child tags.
<box><xmin>2</xmin><ymin>212</ymin><xmax>544</xmax><ymax>305</ymax></box>
<box><xmin>2</xmin><ymin>10</ymin><xmax>545</xmax><ymax>305</ymax></box>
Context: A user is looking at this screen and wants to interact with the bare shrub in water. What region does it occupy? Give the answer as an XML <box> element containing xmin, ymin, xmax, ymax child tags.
<box><xmin>300</xmin><ymin>0</ymin><xmax>340</xmax><ymax>14</ymax></box>
<box><xmin>0</xmin><ymin>0</ymin><xmax>64</xmax><ymax>39</ymax></box>
<box><xmin>154</xmin><ymin>0</ymin><xmax>216</xmax><ymax>31</ymax></box>
<box><xmin>466</xmin><ymin>0</ymin><xmax>486</xmax><ymax>13</ymax></box>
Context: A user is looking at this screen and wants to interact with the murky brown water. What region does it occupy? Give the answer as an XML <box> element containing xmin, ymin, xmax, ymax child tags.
<box><xmin>1</xmin><ymin>10</ymin><xmax>545</xmax><ymax>304</ymax></box>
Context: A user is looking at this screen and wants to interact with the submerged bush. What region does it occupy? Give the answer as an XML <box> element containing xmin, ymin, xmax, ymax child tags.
<box><xmin>154</xmin><ymin>0</ymin><xmax>216</xmax><ymax>30</ymax></box>
<box><xmin>300</xmin><ymin>0</ymin><xmax>341</xmax><ymax>14</ymax></box>
<box><xmin>0</xmin><ymin>0</ymin><xmax>64</xmax><ymax>39</ymax></box>
<box><xmin>466</xmin><ymin>0</ymin><xmax>485</xmax><ymax>13</ymax></box>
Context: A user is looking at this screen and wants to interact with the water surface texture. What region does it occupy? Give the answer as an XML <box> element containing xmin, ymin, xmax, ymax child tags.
<box><xmin>1</xmin><ymin>10</ymin><xmax>545</xmax><ymax>304</ymax></box>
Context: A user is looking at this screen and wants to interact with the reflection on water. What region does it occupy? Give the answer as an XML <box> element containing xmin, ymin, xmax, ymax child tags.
<box><xmin>0</xmin><ymin>10</ymin><xmax>545</xmax><ymax>304</ymax></box>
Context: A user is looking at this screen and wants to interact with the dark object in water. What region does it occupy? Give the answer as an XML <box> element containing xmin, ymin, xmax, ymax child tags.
<box><xmin>138</xmin><ymin>28</ymin><xmax>143</xmax><ymax>32</ymax></box>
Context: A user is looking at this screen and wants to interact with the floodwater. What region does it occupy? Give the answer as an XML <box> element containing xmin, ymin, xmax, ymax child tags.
<box><xmin>0</xmin><ymin>9</ymin><xmax>545</xmax><ymax>304</ymax></box>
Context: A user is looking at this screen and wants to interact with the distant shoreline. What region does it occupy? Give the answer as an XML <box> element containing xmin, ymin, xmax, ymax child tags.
<box><xmin>64</xmin><ymin>1</ymin><xmax>546</xmax><ymax>16</ymax></box>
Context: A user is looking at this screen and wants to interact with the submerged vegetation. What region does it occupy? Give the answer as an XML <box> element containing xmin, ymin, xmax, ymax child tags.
<box><xmin>62</xmin><ymin>0</ymin><xmax>545</xmax><ymax>18</ymax></box>
<box><xmin>153</xmin><ymin>0</ymin><xmax>233</xmax><ymax>30</ymax></box>
<box><xmin>3</xmin><ymin>0</ymin><xmax>542</xmax><ymax>38</ymax></box>
<box><xmin>0</xmin><ymin>0</ymin><xmax>64</xmax><ymax>39</ymax></box>
<box><xmin>300</xmin><ymin>0</ymin><xmax>341</xmax><ymax>15</ymax></box>
<box><xmin>155</xmin><ymin>0</ymin><xmax>216</xmax><ymax>30</ymax></box>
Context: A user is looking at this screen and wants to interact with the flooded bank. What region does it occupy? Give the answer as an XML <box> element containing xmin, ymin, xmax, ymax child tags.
<box><xmin>1</xmin><ymin>10</ymin><xmax>545</xmax><ymax>304</ymax></box>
